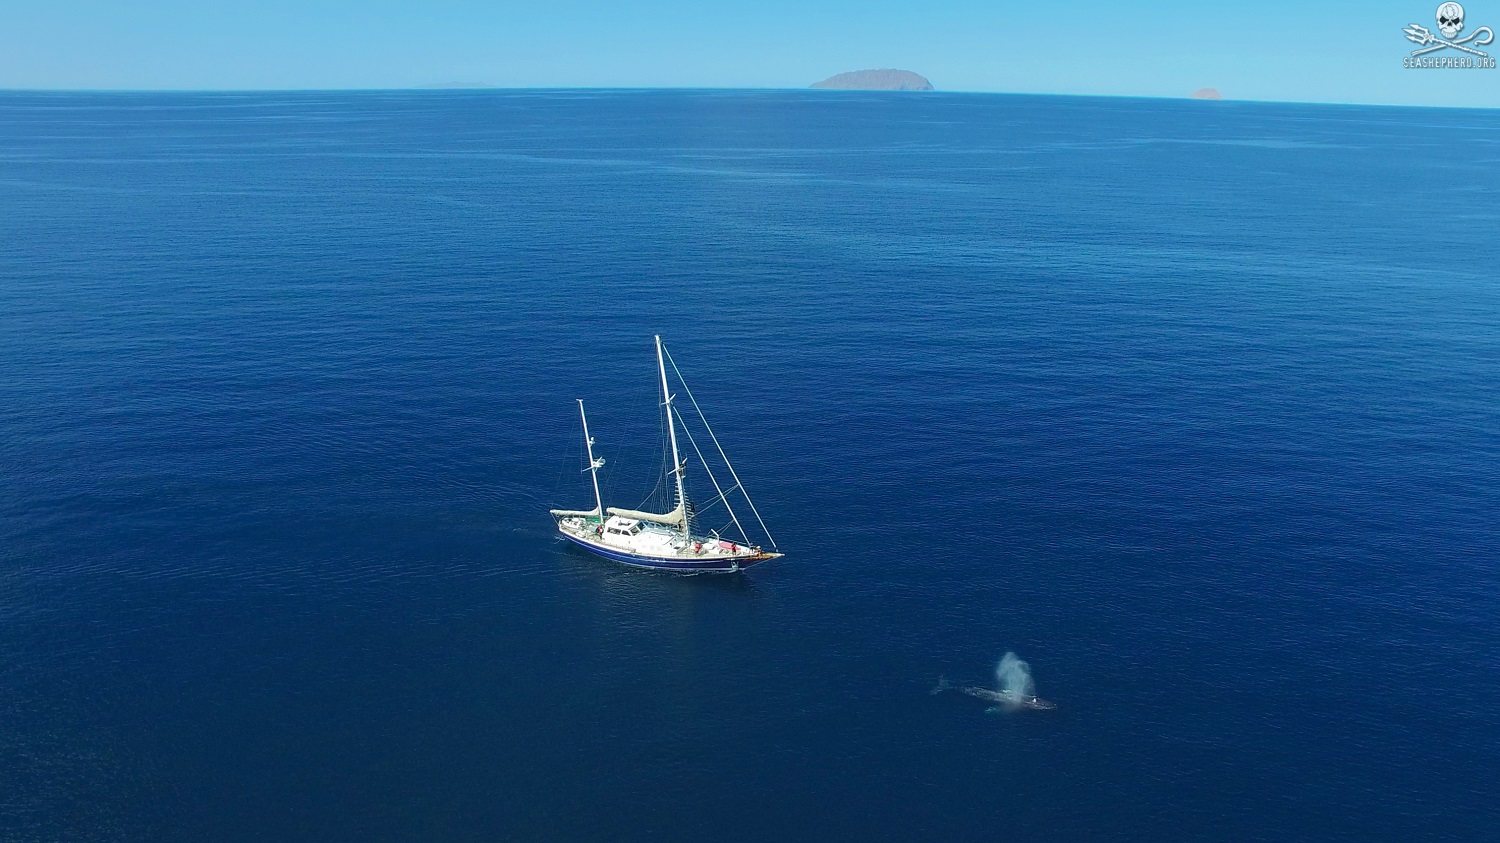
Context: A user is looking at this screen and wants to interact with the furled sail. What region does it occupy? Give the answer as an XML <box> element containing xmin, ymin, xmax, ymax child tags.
<box><xmin>549</xmin><ymin>507</ymin><xmax>602</xmax><ymax>519</ymax></box>
<box><xmin>606</xmin><ymin>501</ymin><xmax>686</xmax><ymax>527</ymax></box>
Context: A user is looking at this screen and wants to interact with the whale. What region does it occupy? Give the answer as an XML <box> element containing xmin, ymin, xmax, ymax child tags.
<box><xmin>931</xmin><ymin>676</ymin><xmax>1057</xmax><ymax>711</ymax></box>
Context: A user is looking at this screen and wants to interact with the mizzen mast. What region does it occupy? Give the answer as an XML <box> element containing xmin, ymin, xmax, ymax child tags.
<box><xmin>578</xmin><ymin>399</ymin><xmax>605</xmax><ymax>522</ymax></box>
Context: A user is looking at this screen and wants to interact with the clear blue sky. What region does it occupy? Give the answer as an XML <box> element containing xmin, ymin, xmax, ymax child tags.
<box><xmin>2</xmin><ymin>0</ymin><xmax>1496</xmax><ymax>106</ymax></box>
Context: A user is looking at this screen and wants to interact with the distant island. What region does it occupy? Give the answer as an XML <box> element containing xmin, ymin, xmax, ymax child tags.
<box><xmin>1190</xmin><ymin>88</ymin><xmax>1223</xmax><ymax>100</ymax></box>
<box><xmin>811</xmin><ymin>69</ymin><xmax>933</xmax><ymax>91</ymax></box>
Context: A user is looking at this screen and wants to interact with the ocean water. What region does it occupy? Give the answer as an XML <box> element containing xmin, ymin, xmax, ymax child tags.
<box><xmin>2</xmin><ymin>89</ymin><xmax>1497</xmax><ymax>841</ymax></box>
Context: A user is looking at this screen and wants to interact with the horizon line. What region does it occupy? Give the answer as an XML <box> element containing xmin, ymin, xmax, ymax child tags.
<box><xmin>0</xmin><ymin>85</ymin><xmax>1493</xmax><ymax>112</ymax></box>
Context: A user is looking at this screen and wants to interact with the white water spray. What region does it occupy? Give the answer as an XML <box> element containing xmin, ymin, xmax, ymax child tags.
<box><xmin>996</xmin><ymin>651</ymin><xmax>1035</xmax><ymax>698</ymax></box>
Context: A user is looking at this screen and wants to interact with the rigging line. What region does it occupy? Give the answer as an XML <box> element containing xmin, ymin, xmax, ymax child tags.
<box><xmin>599</xmin><ymin>445</ymin><xmax>619</xmax><ymax>509</ymax></box>
<box><xmin>690</xmin><ymin>488</ymin><xmax>736</xmax><ymax>518</ymax></box>
<box><xmin>553</xmin><ymin>415</ymin><xmax>584</xmax><ymax>499</ymax></box>
<box><xmin>673</xmin><ymin>405</ymin><xmax>750</xmax><ymax>545</ymax></box>
<box><xmin>685</xmin><ymin>483</ymin><xmax>737</xmax><ymax>518</ymax></box>
<box><xmin>637</xmin><ymin>452</ymin><xmax>665</xmax><ymax>512</ymax></box>
<box><xmin>633</xmin><ymin>400</ymin><xmax>670</xmax><ymax>512</ymax></box>
<box><xmin>663</xmin><ymin>346</ymin><xmax>778</xmax><ymax>550</ymax></box>
<box><xmin>692</xmin><ymin>483</ymin><xmax>738</xmax><ymax>514</ymax></box>
<box><xmin>656</xmin><ymin>385</ymin><xmax>672</xmax><ymax>510</ymax></box>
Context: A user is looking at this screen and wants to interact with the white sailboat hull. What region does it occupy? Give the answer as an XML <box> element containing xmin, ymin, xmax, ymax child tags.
<box><xmin>553</xmin><ymin>516</ymin><xmax>779</xmax><ymax>573</ymax></box>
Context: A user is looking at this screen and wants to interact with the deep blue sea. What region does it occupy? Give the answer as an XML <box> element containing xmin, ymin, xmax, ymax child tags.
<box><xmin>2</xmin><ymin>90</ymin><xmax>1498</xmax><ymax>841</ymax></box>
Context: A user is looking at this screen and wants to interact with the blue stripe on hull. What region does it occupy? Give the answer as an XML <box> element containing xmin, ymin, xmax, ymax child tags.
<box><xmin>559</xmin><ymin>531</ymin><xmax>766</xmax><ymax>573</ymax></box>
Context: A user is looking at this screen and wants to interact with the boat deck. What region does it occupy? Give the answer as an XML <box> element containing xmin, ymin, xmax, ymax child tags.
<box><xmin>554</xmin><ymin>515</ymin><xmax>779</xmax><ymax>572</ymax></box>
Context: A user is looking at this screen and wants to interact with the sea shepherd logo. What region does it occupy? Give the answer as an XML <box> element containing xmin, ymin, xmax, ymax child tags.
<box><xmin>1404</xmin><ymin>3</ymin><xmax>1497</xmax><ymax>67</ymax></box>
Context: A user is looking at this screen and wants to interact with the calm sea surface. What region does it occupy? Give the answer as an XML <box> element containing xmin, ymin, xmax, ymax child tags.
<box><xmin>2</xmin><ymin>90</ymin><xmax>1497</xmax><ymax>841</ymax></box>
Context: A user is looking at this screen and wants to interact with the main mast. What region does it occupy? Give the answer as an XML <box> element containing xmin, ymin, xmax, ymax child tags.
<box><xmin>655</xmin><ymin>335</ymin><xmax>690</xmax><ymax>541</ymax></box>
<box><xmin>578</xmin><ymin>400</ymin><xmax>605</xmax><ymax>522</ymax></box>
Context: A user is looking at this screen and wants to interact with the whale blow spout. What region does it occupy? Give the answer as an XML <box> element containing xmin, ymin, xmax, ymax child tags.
<box><xmin>932</xmin><ymin>653</ymin><xmax>1056</xmax><ymax>712</ymax></box>
<box><xmin>997</xmin><ymin>651</ymin><xmax>1035</xmax><ymax>698</ymax></box>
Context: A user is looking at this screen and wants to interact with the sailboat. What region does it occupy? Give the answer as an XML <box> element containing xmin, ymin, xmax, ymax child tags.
<box><xmin>549</xmin><ymin>336</ymin><xmax>782</xmax><ymax>573</ymax></box>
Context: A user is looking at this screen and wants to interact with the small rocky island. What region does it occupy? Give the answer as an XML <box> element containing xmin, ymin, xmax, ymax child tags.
<box><xmin>1190</xmin><ymin>88</ymin><xmax>1223</xmax><ymax>100</ymax></box>
<box><xmin>811</xmin><ymin>69</ymin><xmax>933</xmax><ymax>91</ymax></box>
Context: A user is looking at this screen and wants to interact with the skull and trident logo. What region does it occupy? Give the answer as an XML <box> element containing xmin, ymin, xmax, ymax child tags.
<box><xmin>1404</xmin><ymin>3</ymin><xmax>1495</xmax><ymax>56</ymax></box>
